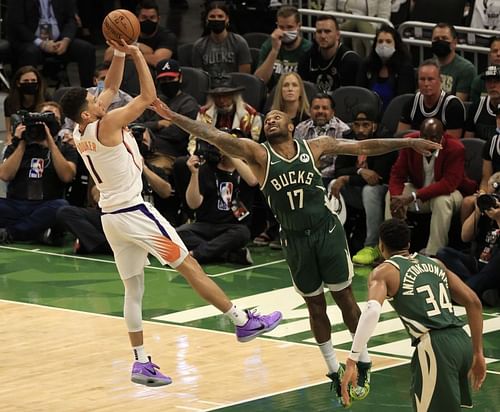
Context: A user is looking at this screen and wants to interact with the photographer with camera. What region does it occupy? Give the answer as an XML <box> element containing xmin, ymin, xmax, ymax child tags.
<box><xmin>437</xmin><ymin>172</ymin><xmax>500</xmax><ymax>307</ymax></box>
<box><xmin>175</xmin><ymin>140</ymin><xmax>258</xmax><ymax>265</ymax></box>
<box><xmin>0</xmin><ymin>101</ymin><xmax>77</xmax><ymax>244</ymax></box>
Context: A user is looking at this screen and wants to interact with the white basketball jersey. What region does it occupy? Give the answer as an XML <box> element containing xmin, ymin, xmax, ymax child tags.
<box><xmin>73</xmin><ymin>120</ymin><xmax>144</xmax><ymax>212</ymax></box>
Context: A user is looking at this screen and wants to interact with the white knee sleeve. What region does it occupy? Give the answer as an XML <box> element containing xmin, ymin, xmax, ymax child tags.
<box><xmin>123</xmin><ymin>273</ymin><xmax>145</xmax><ymax>332</ymax></box>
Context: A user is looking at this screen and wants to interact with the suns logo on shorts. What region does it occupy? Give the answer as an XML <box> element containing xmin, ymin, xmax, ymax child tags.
<box><xmin>299</xmin><ymin>153</ymin><xmax>310</xmax><ymax>163</ymax></box>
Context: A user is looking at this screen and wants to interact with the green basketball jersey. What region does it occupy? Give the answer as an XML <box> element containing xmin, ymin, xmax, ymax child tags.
<box><xmin>260</xmin><ymin>139</ymin><xmax>330</xmax><ymax>231</ymax></box>
<box><xmin>387</xmin><ymin>253</ymin><xmax>464</xmax><ymax>344</ymax></box>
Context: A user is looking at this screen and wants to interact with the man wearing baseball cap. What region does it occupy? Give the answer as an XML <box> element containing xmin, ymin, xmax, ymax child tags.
<box><xmin>329</xmin><ymin>105</ymin><xmax>398</xmax><ymax>265</ymax></box>
<box><xmin>138</xmin><ymin>59</ymin><xmax>199</xmax><ymax>161</ymax></box>
<box><xmin>464</xmin><ymin>64</ymin><xmax>500</xmax><ymax>141</ymax></box>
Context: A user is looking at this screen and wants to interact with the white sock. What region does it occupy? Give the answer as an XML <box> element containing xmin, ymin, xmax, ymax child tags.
<box><xmin>351</xmin><ymin>333</ymin><xmax>371</xmax><ymax>363</ymax></box>
<box><xmin>133</xmin><ymin>345</ymin><xmax>149</xmax><ymax>363</ymax></box>
<box><xmin>224</xmin><ymin>305</ymin><xmax>248</xmax><ymax>326</ymax></box>
<box><xmin>319</xmin><ymin>339</ymin><xmax>339</xmax><ymax>373</ymax></box>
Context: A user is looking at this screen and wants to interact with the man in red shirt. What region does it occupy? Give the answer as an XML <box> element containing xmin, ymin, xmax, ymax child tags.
<box><xmin>386</xmin><ymin>118</ymin><xmax>476</xmax><ymax>255</ymax></box>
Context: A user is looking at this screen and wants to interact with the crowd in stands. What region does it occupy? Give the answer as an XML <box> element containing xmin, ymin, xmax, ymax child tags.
<box><xmin>0</xmin><ymin>0</ymin><xmax>499</xmax><ymax>306</ymax></box>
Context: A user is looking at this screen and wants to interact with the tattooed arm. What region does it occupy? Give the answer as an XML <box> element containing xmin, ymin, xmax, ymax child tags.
<box><xmin>150</xmin><ymin>98</ymin><xmax>268</xmax><ymax>182</ymax></box>
<box><xmin>307</xmin><ymin>136</ymin><xmax>441</xmax><ymax>163</ymax></box>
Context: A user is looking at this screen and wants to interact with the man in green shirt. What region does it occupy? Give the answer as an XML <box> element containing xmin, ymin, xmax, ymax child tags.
<box><xmin>431</xmin><ymin>22</ymin><xmax>476</xmax><ymax>102</ymax></box>
<box><xmin>151</xmin><ymin>99</ymin><xmax>441</xmax><ymax>404</ymax></box>
<box><xmin>254</xmin><ymin>5</ymin><xmax>312</xmax><ymax>91</ymax></box>
<box><xmin>341</xmin><ymin>219</ymin><xmax>486</xmax><ymax>410</ymax></box>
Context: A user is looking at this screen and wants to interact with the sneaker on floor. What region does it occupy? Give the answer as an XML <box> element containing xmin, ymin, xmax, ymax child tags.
<box><xmin>227</xmin><ymin>247</ymin><xmax>254</xmax><ymax>265</ymax></box>
<box><xmin>236</xmin><ymin>309</ymin><xmax>282</xmax><ymax>342</ymax></box>
<box><xmin>350</xmin><ymin>361</ymin><xmax>371</xmax><ymax>400</ymax></box>
<box><xmin>352</xmin><ymin>246</ymin><xmax>380</xmax><ymax>265</ymax></box>
<box><xmin>482</xmin><ymin>289</ymin><xmax>500</xmax><ymax>307</ymax></box>
<box><xmin>326</xmin><ymin>364</ymin><xmax>345</xmax><ymax>400</ymax></box>
<box><xmin>131</xmin><ymin>356</ymin><xmax>172</xmax><ymax>387</ymax></box>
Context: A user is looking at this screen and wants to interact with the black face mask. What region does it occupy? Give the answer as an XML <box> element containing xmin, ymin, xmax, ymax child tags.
<box><xmin>140</xmin><ymin>20</ymin><xmax>158</xmax><ymax>35</ymax></box>
<box><xmin>159</xmin><ymin>81</ymin><xmax>180</xmax><ymax>99</ymax></box>
<box><xmin>206</xmin><ymin>20</ymin><xmax>226</xmax><ymax>34</ymax></box>
<box><xmin>19</xmin><ymin>82</ymin><xmax>38</xmax><ymax>95</ymax></box>
<box><xmin>431</xmin><ymin>40</ymin><xmax>451</xmax><ymax>58</ymax></box>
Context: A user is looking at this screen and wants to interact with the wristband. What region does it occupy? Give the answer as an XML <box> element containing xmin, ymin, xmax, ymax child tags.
<box><xmin>114</xmin><ymin>50</ymin><xmax>126</xmax><ymax>57</ymax></box>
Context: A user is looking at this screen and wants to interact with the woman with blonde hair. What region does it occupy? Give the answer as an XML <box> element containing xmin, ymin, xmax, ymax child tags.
<box><xmin>270</xmin><ymin>72</ymin><xmax>310</xmax><ymax>126</ymax></box>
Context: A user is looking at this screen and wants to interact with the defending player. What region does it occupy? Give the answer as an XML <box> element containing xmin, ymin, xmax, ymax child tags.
<box><xmin>151</xmin><ymin>101</ymin><xmax>441</xmax><ymax>401</ymax></box>
<box><xmin>59</xmin><ymin>40</ymin><xmax>282</xmax><ymax>387</ymax></box>
<box><xmin>341</xmin><ymin>219</ymin><xmax>486</xmax><ymax>410</ymax></box>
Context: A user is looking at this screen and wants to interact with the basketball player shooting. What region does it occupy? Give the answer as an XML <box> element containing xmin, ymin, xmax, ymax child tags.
<box><xmin>59</xmin><ymin>39</ymin><xmax>282</xmax><ymax>387</ymax></box>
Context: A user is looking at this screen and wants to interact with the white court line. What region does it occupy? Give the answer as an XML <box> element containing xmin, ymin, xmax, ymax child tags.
<box><xmin>0</xmin><ymin>245</ymin><xmax>286</xmax><ymax>277</ymax></box>
<box><xmin>487</xmin><ymin>370</ymin><xmax>500</xmax><ymax>375</ymax></box>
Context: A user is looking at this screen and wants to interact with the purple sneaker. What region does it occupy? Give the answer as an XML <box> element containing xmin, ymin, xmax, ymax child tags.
<box><xmin>236</xmin><ymin>309</ymin><xmax>282</xmax><ymax>342</ymax></box>
<box><xmin>131</xmin><ymin>356</ymin><xmax>172</xmax><ymax>387</ymax></box>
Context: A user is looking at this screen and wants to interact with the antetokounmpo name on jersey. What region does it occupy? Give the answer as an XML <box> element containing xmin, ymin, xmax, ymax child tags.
<box><xmin>402</xmin><ymin>263</ymin><xmax>447</xmax><ymax>296</ymax></box>
<box><xmin>270</xmin><ymin>170</ymin><xmax>314</xmax><ymax>191</ymax></box>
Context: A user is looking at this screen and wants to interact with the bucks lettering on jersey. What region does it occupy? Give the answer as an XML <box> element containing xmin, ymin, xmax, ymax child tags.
<box><xmin>260</xmin><ymin>139</ymin><xmax>330</xmax><ymax>231</ymax></box>
<box><xmin>387</xmin><ymin>253</ymin><xmax>464</xmax><ymax>344</ymax></box>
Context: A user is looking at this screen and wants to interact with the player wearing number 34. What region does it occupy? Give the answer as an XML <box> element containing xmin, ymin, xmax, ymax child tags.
<box><xmin>150</xmin><ymin>100</ymin><xmax>442</xmax><ymax>400</ymax></box>
<box><xmin>341</xmin><ymin>219</ymin><xmax>486</xmax><ymax>410</ymax></box>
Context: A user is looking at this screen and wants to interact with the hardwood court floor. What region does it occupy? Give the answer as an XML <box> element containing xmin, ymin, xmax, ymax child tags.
<box><xmin>0</xmin><ymin>243</ymin><xmax>499</xmax><ymax>411</ymax></box>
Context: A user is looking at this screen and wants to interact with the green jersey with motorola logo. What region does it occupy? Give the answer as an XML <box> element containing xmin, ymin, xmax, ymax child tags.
<box><xmin>386</xmin><ymin>254</ymin><xmax>464</xmax><ymax>344</ymax></box>
<box><xmin>260</xmin><ymin>139</ymin><xmax>330</xmax><ymax>231</ymax></box>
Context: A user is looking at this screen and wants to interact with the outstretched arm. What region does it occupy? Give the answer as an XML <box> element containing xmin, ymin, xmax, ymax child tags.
<box><xmin>308</xmin><ymin>137</ymin><xmax>441</xmax><ymax>163</ymax></box>
<box><xmin>150</xmin><ymin>99</ymin><xmax>267</xmax><ymax>173</ymax></box>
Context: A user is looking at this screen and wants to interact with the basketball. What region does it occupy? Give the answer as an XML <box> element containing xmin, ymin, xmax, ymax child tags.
<box><xmin>102</xmin><ymin>9</ymin><xmax>140</xmax><ymax>45</ymax></box>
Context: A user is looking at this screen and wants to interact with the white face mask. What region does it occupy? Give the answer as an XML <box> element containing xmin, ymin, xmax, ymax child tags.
<box><xmin>282</xmin><ymin>30</ymin><xmax>298</xmax><ymax>44</ymax></box>
<box><xmin>375</xmin><ymin>44</ymin><xmax>395</xmax><ymax>60</ymax></box>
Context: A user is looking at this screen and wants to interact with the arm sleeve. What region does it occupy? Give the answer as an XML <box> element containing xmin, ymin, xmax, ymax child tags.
<box><xmin>349</xmin><ymin>300</ymin><xmax>382</xmax><ymax>362</ymax></box>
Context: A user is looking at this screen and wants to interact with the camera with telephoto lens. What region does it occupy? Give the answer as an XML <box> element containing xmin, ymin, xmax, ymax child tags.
<box><xmin>194</xmin><ymin>139</ymin><xmax>221</xmax><ymax>165</ymax></box>
<box><xmin>11</xmin><ymin>110</ymin><xmax>59</xmax><ymax>143</ymax></box>
<box><xmin>477</xmin><ymin>193</ymin><xmax>500</xmax><ymax>213</ymax></box>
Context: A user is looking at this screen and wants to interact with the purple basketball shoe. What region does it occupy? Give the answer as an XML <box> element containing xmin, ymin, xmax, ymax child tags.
<box><xmin>131</xmin><ymin>356</ymin><xmax>172</xmax><ymax>387</ymax></box>
<box><xmin>236</xmin><ymin>309</ymin><xmax>282</xmax><ymax>342</ymax></box>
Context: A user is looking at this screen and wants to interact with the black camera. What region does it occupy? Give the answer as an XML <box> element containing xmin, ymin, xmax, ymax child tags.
<box><xmin>477</xmin><ymin>193</ymin><xmax>500</xmax><ymax>213</ymax></box>
<box><xmin>129</xmin><ymin>123</ymin><xmax>152</xmax><ymax>156</ymax></box>
<box><xmin>11</xmin><ymin>110</ymin><xmax>59</xmax><ymax>143</ymax></box>
<box><xmin>194</xmin><ymin>139</ymin><xmax>221</xmax><ymax>164</ymax></box>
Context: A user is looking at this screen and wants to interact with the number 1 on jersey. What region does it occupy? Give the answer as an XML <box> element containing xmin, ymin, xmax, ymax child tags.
<box><xmin>287</xmin><ymin>189</ymin><xmax>304</xmax><ymax>210</ymax></box>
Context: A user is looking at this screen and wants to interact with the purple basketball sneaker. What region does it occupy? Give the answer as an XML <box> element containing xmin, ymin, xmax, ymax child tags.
<box><xmin>131</xmin><ymin>356</ymin><xmax>172</xmax><ymax>387</ymax></box>
<box><xmin>236</xmin><ymin>309</ymin><xmax>282</xmax><ymax>342</ymax></box>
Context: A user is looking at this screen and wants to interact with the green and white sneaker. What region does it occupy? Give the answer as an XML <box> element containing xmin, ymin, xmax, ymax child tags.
<box><xmin>350</xmin><ymin>361</ymin><xmax>371</xmax><ymax>400</ymax></box>
<box><xmin>352</xmin><ymin>246</ymin><xmax>381</xmax><ymax>266</ymax></box>
<box><xmin>327</xmin><ymin>364</ymin><xmax>346</xmax><ymax>404</ymax></box>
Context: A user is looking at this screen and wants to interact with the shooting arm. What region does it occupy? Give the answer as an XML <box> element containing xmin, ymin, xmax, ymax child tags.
<box><xmin>98</xmin><ymin>48</ymin><xmax>126</xmax><ymax>111</ymax></box>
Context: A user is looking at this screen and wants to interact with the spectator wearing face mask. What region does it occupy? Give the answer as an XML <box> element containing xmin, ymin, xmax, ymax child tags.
<box><xmin>138</xmin><ymin>59</ymin><xmax>199</xmax><ymax>169</ymax></box>
<box><xmin>103</xmin><ymin>0</ymin><xmax>177</xmax><ymax>96</ymax></box>
<box><xmin>3</xmin><ymin>65</ymin><xmax>49</xmax><ymax>145</ymax></box>
<box><xmin>356</xmin><ymin>24</ymin><xmax>414</xmax><ymax>110</ymax></box>
<box><xmin>254</xmin><ymin>5</ymin><xmax>312</xmax><ymax>91</ymax></box>
<box><xmin>431</xmin><ymin>22</ymin><xmax>476</xmax><ymax>102</ymax></box>
<box><xmin>192</xmin><ymin>1</ymin><xmax>252</xmax><ymax>77</ymax></box>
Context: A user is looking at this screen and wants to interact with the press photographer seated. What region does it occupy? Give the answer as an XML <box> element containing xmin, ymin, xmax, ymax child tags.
<box><xmin>175</xmin><ymin>140</ymin><xmax>258</xmax><ymax>265</ymax></box>
<box><xmin>0</xmin><ymin>101</ymin><xmax>78</xmax><ymax>244</ymax></box>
